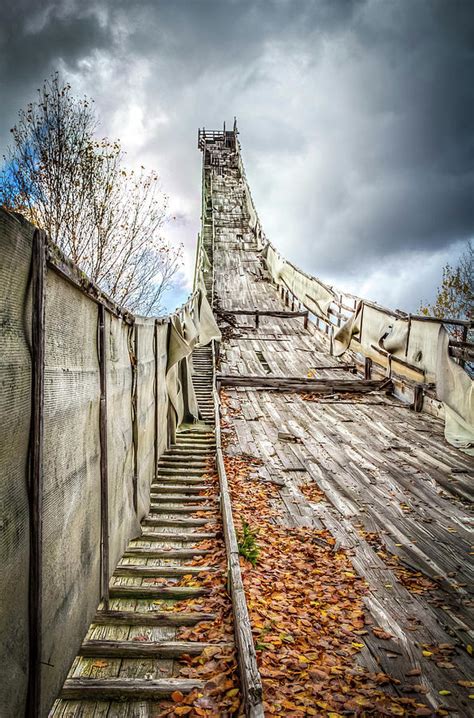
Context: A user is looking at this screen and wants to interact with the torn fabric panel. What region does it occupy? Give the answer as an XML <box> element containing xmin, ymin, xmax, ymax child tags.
<box><xmin>196</xmin><ymin>289</ymin><xmax>221</xmax><ymax>346</ymax></box>
<box><xmin>437</xmin><ymin>327</ymin><xmax>474</xmax><ymax>455</ymax></box>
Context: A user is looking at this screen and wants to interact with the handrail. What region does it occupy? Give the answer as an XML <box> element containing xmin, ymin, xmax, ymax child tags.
<box><xmin>211</xmin><ymin>341</ymin><xmax>264</xmax><ymax>717</ymax></box>
<box><xmin>201</xmin><ymin>134</ymin><xmax>264</xmax><ymax>716</ymax></box>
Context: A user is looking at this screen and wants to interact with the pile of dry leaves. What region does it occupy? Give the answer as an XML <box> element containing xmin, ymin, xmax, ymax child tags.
<box><xmin>223</xmin><ymin>453</ymin><xmax>435</xmax><ymax>717</ymax></box>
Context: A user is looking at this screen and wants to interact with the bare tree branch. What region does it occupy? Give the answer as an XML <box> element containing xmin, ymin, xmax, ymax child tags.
<box><xmin>1</xmin><ymin>73</ymin><xmax>181</xmax><ymax>315</ymax></box>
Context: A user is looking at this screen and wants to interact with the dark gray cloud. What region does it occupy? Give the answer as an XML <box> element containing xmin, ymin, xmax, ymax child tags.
<box><xmin>1</xmin><ymin>0</ymin><xmax>473</xmax><ymax>310</ymax></box>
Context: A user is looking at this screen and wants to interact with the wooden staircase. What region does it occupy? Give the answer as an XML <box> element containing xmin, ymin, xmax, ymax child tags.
<box><xmin>50</xmin><ymin>345</ymin><xmax>227</xmax><ymax>714</ymax></box>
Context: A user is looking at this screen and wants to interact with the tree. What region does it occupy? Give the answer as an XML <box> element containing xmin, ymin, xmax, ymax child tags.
<box><xmin>0</xmin><ymin>74</ymin><xmax>181</xmax><ymax>315</ymax></box>
<box><xmin>419</xmin><ymin>241</ymin><xmax>473</xmax><ymax>342</ymax></box>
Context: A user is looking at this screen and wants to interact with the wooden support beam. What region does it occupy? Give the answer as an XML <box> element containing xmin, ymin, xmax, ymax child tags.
<box><xmin>364</xmin><ymin>357</ymin><xmax>372</xmax><ymax>380</ymax></box>
<box><xmin>460</xmin><ymin>325</ymin><xmax>469</xmax><ymax>370</ymax></box>
<box><xmin>412</xmin><ymin>385</ymin><xmax>424</xmax><ymax>412</ymax></box>
<box><xmin>449</xmin><ymin>343</ymin><xmax>474</xmax><ymax>362</ymax></box>
<box><xmin>223</xmin><ymin>308</ymin><xmax>308</xmax><ymax>319</ymax></box>
<box><xmin>27</xmin><ymin>229</ymin><xmax>46</xmax><ymax>717</ymax></box>
<box><xmin>309</xmin><ymin>364</ymin><xmax>357</xmax><ymax>373</ymax></box>
<box><xmin>370</xmin><ymin>344</ymin><xmax>426</xmax><ymax>376</ymax></box>
<box><xmin>211</xmin><ymin>351</ymin><xmax>268</xmax><ymax>718</ymax></box>
<box><xmin>217</xmin><ymin>373</ymin><xmax>392</xmax><ymax>394</ymax></box>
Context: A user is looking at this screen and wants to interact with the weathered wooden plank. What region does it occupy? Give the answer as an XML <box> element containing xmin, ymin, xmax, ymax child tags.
<box><xmin>109</xmin><ymin>586</ymin><xmax>210</xmax><ymax>599</ymax></box>
<box><xmin>79</xmin><ymin>640</ymin><xmax>228</xmax><ymax>658</ymax></box>
<box><xmin>123</xmin><ymin>547</ymin><xmax>212</xmax><ymax>559</ymax></box>
<box><xmin>212</xmin><ymin>365</ymin><xmax>264</xmax><ymax>717</ymax></box>
<box><xmin>93</xmin><ymin>611</ymin><xmax>215</xmax><ymax>626</ymax></box>
<box><xmin>140</xmin><ymin>531</ymin><xmax>217</xmax><ymax>542</ymax></box>
<box><xmin>114</xmin><ymin>565</ymin><xmax>214</xmax><ymax>578</ymax></box>
<box><xmin>217</xmin><ymin>372</ymin><xmax>392</xmax><ymax>394</ymax></box>
<box><xmin>61</xmin><ymin>678</ymin><xmax>204</xmax><ymax>701</ymax></box>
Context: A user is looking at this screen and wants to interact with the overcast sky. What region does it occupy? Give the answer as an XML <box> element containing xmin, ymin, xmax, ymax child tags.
<box><xmin>1</xmin><ymin>0</ymin><xmax>473</xmax><ymax>312</ymax></box>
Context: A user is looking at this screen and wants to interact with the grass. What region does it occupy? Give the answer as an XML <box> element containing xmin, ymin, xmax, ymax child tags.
<box><xmin>237</xmin><ymin>520</ymin><xmax>260</xmax><ymax>566</ymax></box>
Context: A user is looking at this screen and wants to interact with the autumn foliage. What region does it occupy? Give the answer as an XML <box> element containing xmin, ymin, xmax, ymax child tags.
<box><xmin>220</xmin><ymin>426</ymin><xmax>435</xmax><ymax>716</ymax></box>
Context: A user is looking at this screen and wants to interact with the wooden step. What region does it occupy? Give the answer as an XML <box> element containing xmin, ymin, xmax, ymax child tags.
<box><xmin>158</xmin><ymin>467</ymin><xmax>208</xmax><ymax>475</ymax></box>
<box><xmin>108</xmin><ymin>585</ymin><xmax>210</xmax><ymax>599</ymax></box>
<box><xmin>175</xmin><ymin>435</ymin><xmax>215</xmax><ymax>441</ymax></box>
<box><xmin>174</xmin><ymin>445</ymin><xmax>215</xmax><ymax>452</ymax></box>
<box><xmin>140</xmin><ymin>531</ymin><xmax>217</xmax><ymax>542</ymax></box>
<box><xmin>142</xmin><ymin>517</ymin><xmax>212</xmax><ymax>528</ymax></box>
<box><xmin>151</xmin><ymin>484</ymin><xmax>208</xmax><ymax>493</ymax></box>
<box><xmin>150</xmin><ymin>494</ymin><xmax>214</xmax><ymax>503</ymax></box>
<box><xmin>93</xmin><ymin>610</ymin><xmax>215</xmax><ymax>626</ymax></box>
<box><xmin>114</xmin><ymin>564</ymin><xmax>214</xmax><ymax>578</ymax></box>
<box><xmin>174</xmin><ymin>438</ymin><xmax>215</xmax><ymax>445</ymax></box>
<box><xmin>159</xmin><ymin>458</ymin><xmax>208</xmax><ymax>466</ymax></box>
<box><xmin>152</xmin><ymin>477</ymin><xmax>210</xmax><ymax>485</ymax></box>
<box><xmin>171</xmin><ymin>439</ymin><xmax>216</xmax><ymax>454</ymax></box>
<box><xmin>61</xmin><ymin>678</ymin><xmax>204</xmax><ymax>701</ymax></box>
<box><xmin>149</xmin><ymin>504</ymin><xmax>215</xmax><ymax>514</ymax></box>
<box><xmin>164</xmin><ymin>451</ymin><xmax>212</xmax><ymax>459</ymax></box>
<box><xmin>79</xmin><ymin>640</ymin><xmax>226</xmax><ymax>659</ymax></box>
<box><xmin>165</xmin><ymin>449</ymin><xmax>212</xmax><ymax>457</ymax></box>
<box><xmin>123</xmin><ymin>547</ymin><xmax>212</xmax><ymax>559</ymax></box>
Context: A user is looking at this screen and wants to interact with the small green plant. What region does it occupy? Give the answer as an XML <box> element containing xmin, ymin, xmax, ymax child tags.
<box><xmin>238</xmin><ymin>520</ymin><xmax>260</xmax><ymax>566</ymax></box>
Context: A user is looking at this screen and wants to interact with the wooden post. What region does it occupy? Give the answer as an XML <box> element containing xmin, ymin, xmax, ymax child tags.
<box><xmin>132</xmin><ymin>323</ymin><xmax>139</xmax><ymax>513</ymax></box>
<box><xmin>98</xmin><ymin>304</ymin><xmax>110</xmax><ymax>610</ymax></box>
<box><xmin>460</xmin><ymin>325</ymin><xmax>468</xmax><ymax>369</ymax></box>
<box><xmin>364</xmin><ymin>357</ymin><xmax>372</xmax><ymax>380</ymax></box>
<box><xmin>27</xmin><ymin>229</ymin><xmax>46</xmax><ymax>717</ymax></box>
<box><xmin>154</xmin><ymin>321</ymin><xmax>159</xmax><ymax>479</ymax></box>
<box><xmin>412</xmin><ymin>385</ymin><xmax>424</xmax><ymax>412</ymax></box>
<box><xmin>337</xmin><ymin>295</ymin><xmax>342</xmax><ymax>328</ymax></box>
<box><xmin>303</xmin><ymin>311</ymin><xmax>309</xmax><ymax>330</ymax></box>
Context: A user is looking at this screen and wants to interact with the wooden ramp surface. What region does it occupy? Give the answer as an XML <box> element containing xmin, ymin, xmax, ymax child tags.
<box><xmin>210</xmin><ymin>149</ymin><xmax>474</xmax><ymax>716</ymax></box>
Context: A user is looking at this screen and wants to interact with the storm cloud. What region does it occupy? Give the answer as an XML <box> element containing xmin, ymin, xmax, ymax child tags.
<box><xmin>1</xmin><ymin>0</ymin><xmax>473</xmax><ymax>311</ymax></box>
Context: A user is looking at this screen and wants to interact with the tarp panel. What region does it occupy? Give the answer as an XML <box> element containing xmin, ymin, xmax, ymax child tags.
<box><xmin>106</xmin><ymin>314</ymin><xmax>140</xmax><ymax>572</ymax></box>
<box><xmin>334</xmin><ymin>303</ymin><xmax>473</xmax><ymax>453</ymax></box>
<box><xmin>0</xmin><ymin>211</ymin><xmax>33</xmax><ymax>718</ymax></box>
<box><xmin>41</xmin><ymin>270</ymin><xmax>101</xmax><ymax>715</ymax></box>
<box><xmin>136</xmin><ymin>318</ymin><xmax>156</xmax><ymax>521</ymax></box>
<box><xmin>265</xmin><ymin>244</ymin><xmax>335</xmax><ymax>321</ymax></box>
<box><xmin>156</xmin><ymin>323</ymin><xmax>170</xmax><ymax>458</ymax></box>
